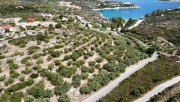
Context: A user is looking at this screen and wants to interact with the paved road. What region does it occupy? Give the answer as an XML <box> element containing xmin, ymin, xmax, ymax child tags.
<box><xmin>134</xmin><ymin>76</ymin><xmax>180</xmax><ymax>102</ymax></box>
<box><xmin>82</xmin><ymin>52</ymin><xmax>158</xmax><ymax>102</ymax></box>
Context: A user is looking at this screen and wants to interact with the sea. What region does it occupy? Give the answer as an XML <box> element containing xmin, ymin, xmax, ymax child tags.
<box><xmin>97</xmin><ymin>0</ymin><xmax>180</xmax><ymax>20</ymax></box>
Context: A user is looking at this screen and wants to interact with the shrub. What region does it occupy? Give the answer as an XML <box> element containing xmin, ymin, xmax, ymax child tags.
<box><xmin>30</xmin><ymin>73</ymin><xmax>39</xmax><ymax>78</ymax></box>
<box><xmin>72</xmin><ymin>74</ymin><xmax>81</xmax><ymax>88</ymax></box>
<box><xmin>88</xmin><ymin>61</ymin><xmax>96</xmax><ymax>67</ymax></box>
<box><xmin>27</xmin><ymin>46</ymin><xmax>40</xmax><ymax>55</ymax></box>
<box><xmin>27</xmin><ymin>82</ymin><xmax>52</xmax><ymax>98</ymax></box>
<box><xmin>55</xmin><ymin>23</ymin><xmax>62</xmax><ymax>28</ymax></box>
<box><xmin>54</xmin><ymin>82</ymin><xmax>71</xmax><ymax>95</ymax></box>
<box><xmin>58</xmin><ymin>94</ymin><xmax>70</xmax><ymax>102</ymax></box>
<box><xmin>59</xmin><ymin>67</ymin><xmax>76</xmax><ymax>78</ymax></box>
<box><xmin>72</xmin><ymin>60</ymin><xmax>85</xmax><ymax>67</ymax></box>
<box><xmin>81</xmin><ymin>73</ymin><xmax>89</xmax><ymax>80</ymax></box>
<box><xmin>24</xmin><ymin>95</ymin><xmax>34</xmax><ymax>102</ymax></box>
<box><xmin>21</xmin><ymin>67</ymin><xmax>32</xmax><ymax>74</ymax></box>
<box><xmin>96</xmin><ymin>57</ymin><xmax>103</xmax><ymax>63</ymax></box>
<box><xmin>10</xmin><ymin>92</ymin><xmax>23</xmax><ymax>102</ymax></box>
<box><xmin>4</xmin><ymin>78</ymin><xmax>14</xmax><ymax>86</ymax></box>
<box><xmin>36</xmin><ymin>58</ymin><xmax>43</xmax><ymax>64</ymax></box>
<box><xmin>103</xmin><ymin>63</ymin><xmax>116</xmax><ymax>72</ymax></box>
<box><xmin>44</xmin><ymin>71</ymin><xmax>63</xmax><ymax>86</ymax></box>
<box><xmin>50</xmin><ymin>51</ymin><xmax>60</xmax><ymax>58</ymax></box>
<box><xmin>7</xmin><ymin>79</ymin><xmax>34</xmax><ymax>92</ymax></box>
<box><xmin>54</xmin><ymin>59</ymin><xmax>61</xmax><ymax>66</ymax></box>
<box><xmin>79</xmin><ymin>86</ymin><xmax>91</xmax><ymax>94</ymax></box>
<box><xmin>48</xmin><ymin>63</ymin><xmax>54</xmax><ymax>70</ymax></box>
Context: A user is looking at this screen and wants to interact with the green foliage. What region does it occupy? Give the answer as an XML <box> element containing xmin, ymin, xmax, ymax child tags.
<box><xmin>27</xmin><ymin>46</ymin><xmax>40</xmax><ymax>55</ymax></box>
<box><xmin>54</xmin><ymin>82</ymin><xmax>71</xmax><ymax>96</ymax></box>
<box><xmin>43</xmin><ymin>71</ymin><xmax>63</xmax><ymax>86</ymax></box>
<box><xmin>103</xmin><ymin>62</ymin><xmax>117</xmax><ymax>72</ymax></box>
<box><xmin>58</xmin><ymin>67</ymin><xmax>76</xmax><ymax>78</ymax></box>
<box><xmin>6</xmin><ymin>79</ymin><xmax>34</xmax><ymax>93</ymax></box>
<box><xmin>111</xmin><ymin>17</ymin><xmax>125</xmax><ymax>28</ymax></box>
<box><xmin>72</xmin><ymin>74</ymin><xmax>81</xmax><ymax>88</ymax></box>
<box><xmin>10</xmin><ymin>92</ymin><xmax>23</xmax><ymax>102</ymax></box>
<box><xmin>80</xmin><ymin>70</ymin><xmax>110</xmax><ymax>94</ymax></box>
<box><xmin>99</xmin><ymin>56</ymin><xmax>180</xmax><ymax>102</ymax></box>
<box><xmin>24</xmin><ymin>95</ymin><xmax>34</xmax><ymax>102</ymax></box>
<box><xmin>58</xmin><ymin>94</ymin><xmax>70</xmax><ymax>102</ymax></box>
<box><xmin>27</xmin><ymin>82</ymin><xmax>53</xmax><ymax>99</ymax></box>
<box><xmin>124</xmin><ymin>18</ymin><xmax>137</xmax><ymax>29</ymax></box>
<box><xmin>146</xmin><ymin>46</ymin><xmax>156</xmax><ymax>54</ymax></box>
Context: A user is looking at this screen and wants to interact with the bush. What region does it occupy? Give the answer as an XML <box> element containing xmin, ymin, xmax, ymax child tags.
<box><xmin>88</xmin><ymin>61</ymin><xmax>96</xmax><ymax>67</ymax></box>
<box><xmin>7</xmin><ymin>79</ymin><xmax>34</xmax><ymax>92</ymax></box>
<box><xmin>48</xmin><ymin>63</ymin><xmax>54</xmax><ymax>70</ymax></box>
<box><xmin>30</xmin><ymin>73</ymin><xmax>39</xmax><ymax>78</ymax></box>
<box><xmin>58</xmin><ymin>67</ymin><xmax>76</xmax><ymax>78</ymax></box>
<box><xmin>10</xmin><ymin>92</ymin><xmax>23</xmax><ymax>102</ymax></box>
<box><xmin>36</xmin><ymin>58</ymin><xmax>43</xmax><ymax>64</ymax></box>
<box><xmin>4</xmin><ymin>78</ymin><xmax>14</xmax><ymax>86</ymax></box>
<box><xmin>44</xmin><ymin>71</ymin><xmax>63</xmax><ymax>86</ymax></box>
<box><xmin>55</xmin><ymin>23</ymin><xmax>62</xmax><ymax>28</ymax></box>
<box><xmin>103</xmin><ymin>63</ymin><xmax>116</xmax><ymax>72</ymax></box>
<box><xmin>72</xmin><ymin>60</ymin><xmax>85</xmax><ymax>67</ymax></box>
<box><xmin>96</xmin><ymin>57</ymin><xmax>103</xmax><ymax>63</ymax></box>
<box><xmin>146</xmin><ymin>46</ymin><xmax>156</xmax><ymax>54</ymax></box>
<box><xmin>50</xmin><ymin>51</ymin><xmax>60</xmax><ymax>58</ymax></box>
<box><xmin>24</xmin><ymin>95</ymin><xmax>34</xmax><ymax>102</ymax></box>
<box><xmin>81</xmin><ymin>73</ymin><xmax>89</xmax><ymax>80</ymax></box>
<box><xmin>79</xmin><ymin>86</ymin><xmax>91</xmax><ymax>94</ymax></box>
<box><xmin>21</xmin><ymin>67</ymin><xmax>32</xmax><ymax>74</ymax></box>
<box><xmin>58</xmin><ymin>94</ymin><xmax>70</xmax><ymax>102</ymax></box>
<box><xmin>54</xmin><ymin>59</ymin><xmax>61</xmax><ymax>66</ymax></box>
<box><xmin>54</xmin><ymin>82</ymin><xmax>71</xmax><ymax>95</ymax></box>
<box><xmin>72</xmin><ymin>74</ymin><xmax>81</xmax><ymax>88</ymax></box>
<box><xmin>27</xmin><ymin>82</ymin><xmax>52</xmax><ymax>98</ymax></box>
<box><xmin>27</xmin><ymin>46</ymin><xmax>40</xmax><ymax>55</ymax></box>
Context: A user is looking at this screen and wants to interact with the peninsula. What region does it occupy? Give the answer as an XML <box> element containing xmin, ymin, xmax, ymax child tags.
<box><xmin>95</xmin><ymin>1</ymin><xmax>139</xmax><ymax>10</ymax></box>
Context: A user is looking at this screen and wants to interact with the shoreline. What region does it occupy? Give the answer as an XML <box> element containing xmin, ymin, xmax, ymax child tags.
<box><xmin>94</xmin><ymin>6</ymin><xmax>140</xmax><ymax>11</ymax></box>
<box><xmin>159</xmin><ymin>0</ymin><xmax>180</xmax><ymax>2</ymax></box>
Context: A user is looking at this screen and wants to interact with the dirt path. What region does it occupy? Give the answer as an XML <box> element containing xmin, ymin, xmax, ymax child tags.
<box><xmin>128</xmin><ymin>19</ymin><xmax>144</xmax><ymax>30</ymax></box>
<box><xmin>134</xmin><ymin>76</ymin><xmax>180</xmax><ymax>102</ymax></box>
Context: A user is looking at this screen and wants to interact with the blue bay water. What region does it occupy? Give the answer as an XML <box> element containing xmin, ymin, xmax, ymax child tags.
<box><xmin>97</xmin><ymin>0</ymin><xmax>180</xmax><ymax>20</ymax></box>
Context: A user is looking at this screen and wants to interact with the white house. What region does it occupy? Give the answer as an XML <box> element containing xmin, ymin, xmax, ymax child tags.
<box><xmin>0</xmin><ymin>25</ymin><xmax>14</xmax><ymax>34</ymax></box>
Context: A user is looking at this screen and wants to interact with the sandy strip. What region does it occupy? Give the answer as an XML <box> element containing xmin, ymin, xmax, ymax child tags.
<box><xmin>128</xmin><ymin>19</ymin><xmax>144</xmax><ymax>30</ymax></box>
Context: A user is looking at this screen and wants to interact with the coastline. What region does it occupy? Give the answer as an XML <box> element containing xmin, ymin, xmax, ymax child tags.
<box><xmin>159</xmin><ymin>0</ymin><xmax>180</xmax><ymax>2</ymax></box>
<box><xmin>94</xmin><ymin>6</ymin><xmax>140</xmax><ymax>11</ymax></box>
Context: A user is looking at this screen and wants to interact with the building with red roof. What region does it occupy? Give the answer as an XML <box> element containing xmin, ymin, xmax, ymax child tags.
<box><xmin>0</xmin><ymin>25</ymin><xmax>14</xmax><ymax>34</ymax></box>
<box><xmin>27</xmin><ymin>18</ymin><xmax>34</xmax><ymax>23</ymax></box>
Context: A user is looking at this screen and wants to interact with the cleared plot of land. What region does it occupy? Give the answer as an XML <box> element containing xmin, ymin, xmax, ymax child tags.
<box><xmin>99</xmin><ymin>55</ymin><xmax>180</xmax><ymax>102</ymax></box>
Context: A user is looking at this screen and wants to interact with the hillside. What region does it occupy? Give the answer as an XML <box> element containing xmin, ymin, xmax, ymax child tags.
<box><xmin>0</xmin><ymin>1</ymin><xmax>149</xmax><ymax>100</ymax></box>
<box><xmin>131</xmin><ymin>9</ymin><xmax>180</xmax><ymax>46</ymax></box>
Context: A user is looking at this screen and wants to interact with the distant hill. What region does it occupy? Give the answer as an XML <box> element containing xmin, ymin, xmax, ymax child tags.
<box><xmin>132</xmin><ymin>9</ymin><xmax>180</xmax><ymax>47</ymax></box>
